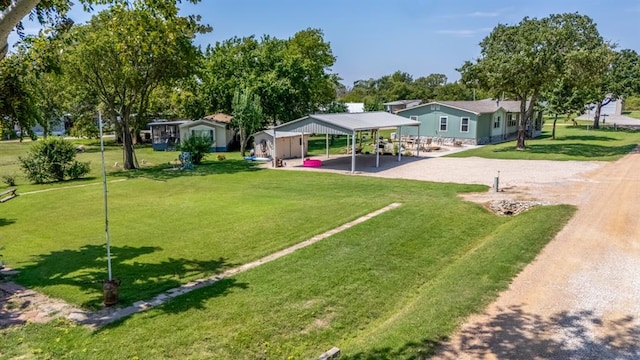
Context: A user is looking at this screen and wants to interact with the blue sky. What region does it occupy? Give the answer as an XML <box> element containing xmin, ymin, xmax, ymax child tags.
<box><xmin>8</xmin><ymin>0</ymin><xmax>640</xmax><ymax>87</ymax></box>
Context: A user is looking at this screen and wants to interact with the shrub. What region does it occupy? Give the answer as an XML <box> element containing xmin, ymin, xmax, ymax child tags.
<box><xmin>19</xmin><ymin>138</ymin><xmax>91</xmax><ymax>184</ymax></box>
<box><xmin>217</xmin><ymin>154</ymin><xmax>226</xmax><ymax>161</ymax></box>
<box><xmin>179</xmin><ymin>135</ymin><xmax>212</xmax><ymax>164</ymax></box>
<box><xmin>1</xmin><ymin>174</ymin><xmax>16</xmax><ymax>186</ymax></box>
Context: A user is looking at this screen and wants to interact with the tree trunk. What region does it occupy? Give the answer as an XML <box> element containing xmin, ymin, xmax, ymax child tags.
<box><xmin>552</xmin><ymin>114</ymin><xmax>558</xmax><ymax>140</ymax></box>
<box><xmin>239</xmin><ymin>131</ymin><xmax>247</xmax><ymax>156</ymax></box>
<box><xmin>122</xmin><ymin>127</ymin><xmax>136</xmax><ymax>170</ymax></box>
<box><xmin>0</xmin><ymin>0</ymin><xmax>41</xmax><ymax>60</ymax></box>
<box><xmin>517</xmin><ymin>100</ymin><xmax>527</xmax><ymax>149</ymax></box>
<box><xmin>593</xmin><ymin>102</ymin><xmax>602</xmax><ymax>129</ymax></box>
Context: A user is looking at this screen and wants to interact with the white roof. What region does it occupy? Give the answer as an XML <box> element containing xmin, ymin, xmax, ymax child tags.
<box><xmin>273</xmin><ymin>111</ymin><xmax>421</xmax><ymax>135</ymax></box>
<box><xmin>254</xmin><ymin>129</ymin><xmax>307</xmax><ymax>138</ymax></box>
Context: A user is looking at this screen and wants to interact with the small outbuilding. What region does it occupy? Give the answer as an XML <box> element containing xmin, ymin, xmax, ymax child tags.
<box><xmin>252</xmin><ymin>130</ymin><xmax>310</xmax><ymax>159</ymax></box>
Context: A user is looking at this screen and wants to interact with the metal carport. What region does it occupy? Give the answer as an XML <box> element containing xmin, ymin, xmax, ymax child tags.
<box><xmin>272</xmin><ymin>112</ymin><xmax>421</xmax><ymax>173</ymax></box>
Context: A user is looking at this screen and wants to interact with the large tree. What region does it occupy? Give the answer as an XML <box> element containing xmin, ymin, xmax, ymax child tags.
<box><xmin>340</xmin><ymin>71</ymin><xmax>453</xmax><ymax>104</ymax></box>
<box><xmin>0</xmin><ymin>50</ymin><xmax>41</xmax><ymax>138</ymax></box>
<box><xmin>63</xmin><ymin>1</ymin><xmax>205</xmax><ymax>169</ymax></box>
<box><xmin>201</xmin><ymin>28</ymin><xmax>338</xmax><ymax>126</ymax></box>
<box><xmin>583</xmin><ymin>48</ymin><xmax>640</xmax><ymax>129</ymax></box>
<box><xmin>541</xmin><ymin>78</ymin><xmax>590</xmax><ymax>139</ymax></box>
<box><xmin>460</xmin><ymin>13</ymin><xmax>605</xmax><ymax>148</ymax></box>
<box><xmin>0</xmin><ymin>0</ymin><xmax>199</xmax><ymax>60</ymax></box>
<box><xmin>232</xmin><ymin>86</ymin><xmax>262</xmax><ymax>156</ymax></box>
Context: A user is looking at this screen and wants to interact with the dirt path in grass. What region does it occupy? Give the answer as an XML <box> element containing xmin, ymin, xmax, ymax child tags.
<box><xmin>434</xmin><ymin>149</ymin><xmax>640</xmax><ymax>359</ymax></box>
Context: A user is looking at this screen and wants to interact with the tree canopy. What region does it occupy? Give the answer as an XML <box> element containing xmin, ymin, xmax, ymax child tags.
<box><xmin>339</xmin><ymin>70</ymin><xmax>488</xmax><ymax>105</ymax></box>
<box><xmin>580</xmin><ymin>48</ymin><xmax>640</xmax><ymax>128</ymax></box>
<box><xmin>200</xmin><ymin>28</ymin><xmax>338</xmax><ymax>126</ymax></box>
<box><xmin>62</xmin><ymin>0</ymin><xmax>206</xmax><ymax>169</ymax></box>
<box><xmin>460</xmin><ymin>13</ymin><xmax>606</xmax><ymax>148</ymax></box>
<box><xmin>0</xmin><ymin>0</ymin><xmax>201</xmax><ymax>60</ymax></box>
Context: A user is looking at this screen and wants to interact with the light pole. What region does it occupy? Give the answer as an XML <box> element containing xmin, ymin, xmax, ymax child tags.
<box><xmin>99</xmin><ymin>112</ymin><xmax>113</xmax><ymax>281</ymax></box>
<box><xmin>99</xmin><ymin>112</ymin><xmax>119</xmax><ymax>306</ymax></box>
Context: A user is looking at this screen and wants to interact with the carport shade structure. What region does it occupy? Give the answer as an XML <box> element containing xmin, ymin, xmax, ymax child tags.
<box><xmin>272</xmin><ymin>111</ymin><xmax>421</xmax><ymax>173</ymax></box>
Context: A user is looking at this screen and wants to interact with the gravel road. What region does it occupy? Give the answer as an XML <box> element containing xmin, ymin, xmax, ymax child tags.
<box><xmin>433</xmin><ymin>150</ymin><xmax>640</xmax><ymax>359</ymax></box>
<box><xmin>281</xmin><ymin>150</ymin><xmax>640</xmax><ymax>358</ymax></box>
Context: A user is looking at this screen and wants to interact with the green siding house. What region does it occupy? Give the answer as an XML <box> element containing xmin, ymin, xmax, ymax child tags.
<box><xmin>397</xmin><ymin>99</ymin><xmax>540</xmax><ymax>145</ymax></box>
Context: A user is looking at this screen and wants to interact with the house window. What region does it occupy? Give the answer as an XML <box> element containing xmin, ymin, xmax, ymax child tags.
<box><xmin>431</xmin><ymin>104</ymin><xmax>440</xmax><ymax>110</ymax></box>
<box><xmin>507</xmin><ymin>113</ymin><xmax>518</xmax><ymax>127</ymax></box>
<box><xmin>439</xmin><ymin>116</ymin><xmax>448</xmax><ymax>132</ymax></box>
<box><xmin>192</xmin><ymin>129</ymin><xmax>215</xmax><ymax>144</ymax></box>
<box><xmin>409</xmin><ymin>115</ymin><xmax>418</xmax><ymax>121</ymax></box>
<box><xmin>460</xmin><ymin>117</ymin><xmax>469</xmax><ymax>132</ymax></box>
<box><xmin>493</xmin><ymin>116</ymin><xmax>501</xmax><ymax>129</ymax></box>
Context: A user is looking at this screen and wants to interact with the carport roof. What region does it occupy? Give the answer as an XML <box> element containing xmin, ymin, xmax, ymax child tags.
<box><xmin>273</xmin><ymin>111</ymin><xmax>421</xmax><ymax>135</ymax></box>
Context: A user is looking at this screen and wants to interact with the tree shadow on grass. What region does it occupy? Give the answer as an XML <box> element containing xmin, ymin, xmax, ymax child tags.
<box><xmin>110</xmin><ymin>159</ymin><xmax>262</xmax><ymax>181</ymax></box>
<box><xmin>343</xmin><ymin>305</ymin><xmax>640</xmax><ymax>359</ymax></box>
<box><xmin>560</xmin><ymin>135</ymin><xmax>617</xmax><ymax>142</ymax></box>
<box><xmin>0</xmin><ymin>218</ymin><xmax>16</xmax><ymax>227</ymax></box>
<box><xmin>493</xmin><ymin>143</ymin><xmax>637</xmax><ymax>158</ymax></box>
<box><xmin>15</xmin><ymin>244</ymin><xmax>237</xmax><ymax>310</ymax></box>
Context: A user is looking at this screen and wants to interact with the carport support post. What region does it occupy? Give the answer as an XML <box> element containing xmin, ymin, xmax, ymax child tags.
<box><xmin>397</xmin><ymin>126</ymin><xmax>402</xmax><ymax>162</ymax></box>
<box><xmin>351</xmin><ymin>130</ymin><xmax>356</xmax><ymax>173</ymax></box>
<box><xmin>301</xmin><ymin>131</ymin><xmax>305</xmax><ymax>159</ymax></box>
<box><xmin>325</xmin><ymin>133</ymin><xmax>329</xmax><ymax>158</ymax></box>
<box><xmin>272</xmin><ymin>129</ymin><xmax>277</xmax><ymax>168</ymax></box>
<box><xmin>417</xmin><ymin>124</ymin><xmax>421</xmax><ymax>157</ymax></box>
<box><xmin>376</xmin><ymin>133</ymin><xmax>380</xmax><ymax>168</ymax></box>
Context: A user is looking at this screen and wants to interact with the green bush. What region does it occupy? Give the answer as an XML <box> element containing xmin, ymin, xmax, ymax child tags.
<box><xmin>1</xmin><ymin>174</ymin><xmax>16</xmax><ymax>186</ymax></box>
<box><xmin>179</xmin><ymin>136</ymin><xmax>212</xmax><ymax>164</ymax></box>
<box><xmin>625</xmin><ymin>96</ymin><xmax>640</xmax><ymax>111</ymax></box>
<box><xmin>19</xmin><ymin>138</ymin><xmax>91</xmax><ymax>184</ymax></box>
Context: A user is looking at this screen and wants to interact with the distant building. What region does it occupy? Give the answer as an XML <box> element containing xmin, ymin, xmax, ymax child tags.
<box><xmin>383</xmin><ymin>100</ymin><xmax>422</xmax><ymax>113</ymax></box>
<box><xmin>345</xmin><ymin>102</ymin><xmax>365</xmax><ymax>113</ymax></box>
<box><xmin>15</xmin><ymin>117</ymin><xmax>68</xmax><ymax>137</ymax></box>
<box><xmin>582</xmin><ymin>98</ymin><xmax>624</xmax><ymax>118</ymax></box>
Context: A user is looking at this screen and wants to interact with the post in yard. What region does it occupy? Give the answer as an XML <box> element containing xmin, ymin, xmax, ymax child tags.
<box><xmin>99</xmin><ymin>112</ymin><xmax>119</xmax><ymax>306</ymax></box>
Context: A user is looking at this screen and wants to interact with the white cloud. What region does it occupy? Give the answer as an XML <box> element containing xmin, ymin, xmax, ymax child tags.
<box><xmin>440</xmin><ymin>10</ymin><xmax>503</xmax><ymax>19</ymax></box>
<box><xmin>436</xmin><ymin>27</ymin><xmax>492</xmax><ymax>38</ymax></box>
<box><xmin>466</xmin><ymin>11</ymin><xmax>500</xmax><ymax>17</ymax></box>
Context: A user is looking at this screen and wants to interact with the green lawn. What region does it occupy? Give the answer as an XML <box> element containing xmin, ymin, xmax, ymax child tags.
<box><xmin>625</xmin><ymin>110</ymin><xmax>640</xmax><ymax>120</ymax></box>
<box><xmin>0</xmin><ymin>139</ymin><xmax>575</xmax><ymax>358</ymax></box>
<box><xmin>447</xmin><ymin>123</ymin><xmax>640</xmax><ymax>161</ymax></box>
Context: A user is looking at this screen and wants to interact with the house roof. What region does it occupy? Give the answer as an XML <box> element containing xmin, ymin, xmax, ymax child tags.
<box><xmin>383</xmin><ymin>99</ymin><xmax>422</xmax><ymax>106</ymax></box>
<box><xmin>274</xmin><ymin>111</ymin><xmax>421</xmax><ymax>135</ymax></box>
<box><xmin>254</xmin><ymin>129</ymin><xmax>309</xmax><ymax>138</ymax></box>
<box><xmin>397</xmin><ymin>99</ymin><xmax>524</xmax><ymax>115</ymax></box>
<box><xmin>203</xmin><ymin>113</ymin><xmax>233</xmax><ymax>123</ymax></box>
<box><xmin>148</xmin><ymin>120</ymin><xmax>192</xmax><ymax>126</ymax></box>
<box><xmin>179</xmin><ymin>119</ymin><xmax>226</xmax><ymax>129</ymax></box>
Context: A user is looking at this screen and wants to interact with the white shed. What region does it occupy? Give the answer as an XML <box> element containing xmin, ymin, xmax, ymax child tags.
<box><xmin>253</xmin><ymin>130</ymin><xmax>310</xmax><ymax>159</ymax></box>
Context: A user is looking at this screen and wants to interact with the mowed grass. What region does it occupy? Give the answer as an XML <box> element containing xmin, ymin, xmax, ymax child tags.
<box><xmin>0</xmin><ymin>140</ymin><xmax>575</xmax><ymax>358</ymax></box>
<box><xmin>447</xmin><ymin>123</ymin><xmax>640</xmax><ymax>161</ymax></box>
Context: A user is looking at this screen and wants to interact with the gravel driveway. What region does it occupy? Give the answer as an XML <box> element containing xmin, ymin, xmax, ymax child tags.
<box><xmin>432</xmin><ymin>150</ymin><xmax>640</xmax><ymax>359</ymax></box>
<box><xmin>278</xmin><ymin>150</ymin><xmax>640</xmax><ymax>358</ymax></box>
